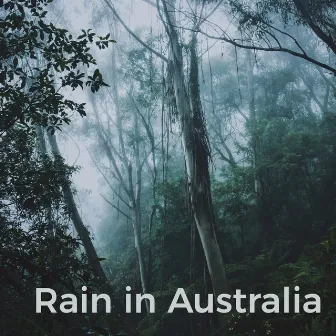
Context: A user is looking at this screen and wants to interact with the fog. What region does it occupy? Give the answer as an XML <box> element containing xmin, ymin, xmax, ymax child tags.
<box><xmin>2</xmin><ymin>0</ymin><xmax>336</xmax><ymax>335</ymax></box>
<box><xmin>55</xmin><ymin>0</ymin><xmax>232</xmax><ymax>234</ymax></box>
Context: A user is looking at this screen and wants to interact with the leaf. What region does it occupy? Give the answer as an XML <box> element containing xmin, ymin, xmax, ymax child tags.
<box><xmin>13</xmin><ymin>57</ymin><xmax>18</xmax><ymax>68</ymax></box>
<box><xmin>17</xmin><ymin>4</ymin><xmax>25</xmax><ymax>17</ymax></box>
<box><xmin>20</xmin><ymin>76</ymin><xmax>26</xmax><ymax>89</ymax></box>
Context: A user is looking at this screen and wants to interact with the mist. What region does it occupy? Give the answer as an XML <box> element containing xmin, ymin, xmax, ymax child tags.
<box><xmin>1</xmin><ymin>0</ymin><xmax>336</xmax><ymax>335</ymax></box>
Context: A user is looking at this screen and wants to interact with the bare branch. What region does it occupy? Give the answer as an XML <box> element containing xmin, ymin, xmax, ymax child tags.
<box><xmin>292</xmin><ymin>0</ymin><xmax>336</xmax><ymax>55</ymax></box>
<box><xmin>315</xmin><ymin>66</ymin><xmax>336</xmax><ymax>91</ymax></box>
<box><xmin>198</xmin><ymin>0</ymin><xmax>224</xmax><ymax>28</ymax></box>
<box><xmin>85</xmin><ymin>145</ymin><xmax>131</xmax><ymax>209</ymax></box>
<box><xmin>102</xmin><ymin>0</ymin><xmax>168</xmax><ymax>62</ymax></box>
<box><xmin>141</xmin><ymin>0</ymin><xmax>162</xmax><ymax>10</ymax></box>
<box><xmin>100</xmin><ymin>194</ymin><xmax>131</xmax><ymax>221</ymax></box>
<box><xmin>213</xmin><ymin>143</ymin><xmax>236</xmax><ymax>166</ymax></box>
<box><xmin>193</xmin><ymin>28</ymin><xmax>336</xmax><ymax>74</ymax></box>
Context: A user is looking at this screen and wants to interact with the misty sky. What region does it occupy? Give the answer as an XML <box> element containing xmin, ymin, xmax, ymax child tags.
<box><xmin>53</xmin><ymin>0</ymin><xmax>227</xmax><ymax>235</ymax></box>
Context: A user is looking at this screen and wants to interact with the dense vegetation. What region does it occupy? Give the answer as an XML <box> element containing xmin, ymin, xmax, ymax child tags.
<box><xmin>1</xmin><ymin>0</ymin><xmax>335</xmax><ymax>335</ymax></box>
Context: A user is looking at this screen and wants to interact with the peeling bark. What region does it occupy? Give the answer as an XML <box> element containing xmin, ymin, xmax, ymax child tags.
<box><xmin>161</xmin><ymin>0</ymin><xmax>228</xmax><ymax>301</ymax></box>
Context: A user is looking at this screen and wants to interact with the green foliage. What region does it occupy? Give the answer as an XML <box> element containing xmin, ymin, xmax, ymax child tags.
<box><xmin>2</xmin><ymin>0</ymin><xmax>336</xmax><ymax>335</ymax></box>
<box><xmin>0</xmin><ymin>1</ymin><xmax>118</xmax><ymax>335</ymax></box>
<box><xmin>0</xmin><ymin>0</ymin><xmax>115</xmax><ymax>134</ymax></box>
<box><xmin>0</xmin><ymin>127</ymin><xmax>98</xmax><ymax>335</ymax></box>
<box><xmin>226</xmin><ymin>0</ymin><xmax>336</xmax><ymax>55</ymax></box>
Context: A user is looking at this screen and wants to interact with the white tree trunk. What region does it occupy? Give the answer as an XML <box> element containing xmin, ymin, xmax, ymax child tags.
<box><xmin>162</xmin><ymin>0</ymin><xmax>228</xmax><ymax>298</ymax></box>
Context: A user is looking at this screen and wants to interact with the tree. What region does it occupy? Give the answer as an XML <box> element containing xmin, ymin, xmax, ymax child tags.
<box><xmin>160</xmin><ymin>0</ymin><xmax>229</xmax><ymax>303</ymax></box>
<box><xmin>0</xmin><ymin>0</ymin><xmax>114</xmax><ymax>136</ymax></box>
<box><xmin>201</xmin><ymin>0</ymin><xmax>336</xmax><ymax>73</ymax></box>
<box><xmin>100</xmin><ymin>2</ymin><xmax>229</xmax><ymax>321</ymax></box>
<box><xmin>0</xmin><ymin>1</ymin><xmax>123</xmax><ymax>334</ymax></box>
<box><xmin>84</xmin><ymin>28</ymin><xmax>163</xmax><ymax>312</ymax></box>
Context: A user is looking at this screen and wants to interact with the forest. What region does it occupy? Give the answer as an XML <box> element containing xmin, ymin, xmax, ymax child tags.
<box><xmin>1</xmin><ymin>0</ymin><xmax>336</xmax><ymax>335</ymax></box>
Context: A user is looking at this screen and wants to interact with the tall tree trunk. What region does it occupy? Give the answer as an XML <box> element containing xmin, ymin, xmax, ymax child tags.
<box><xmin>47</xmin><ymin>132</ymin><xmax>109</xmax><ymax>288</ymax></box>
<box><xmin>109</xmin><ymin>36</ymin><xmax>150</xmax><ymax>307</ymax></box>
<box><xmin>34</xmin><ymin>128</ymin><xmax>108</xmax><ymax>334</ymax></box>
<box><xmin>132</xmin><ymin>199</ymin><xmax>149</xmax><ymax>312</ymax></box>
<box><xmin>246</xmin><ymin>50</ymin><xmax>270</xmax><ymax>250</ymax></box>
<box><xmin>246</xmin><ymin>50</ymin><xmax>258</xmax><ymax>193</ymax></box>
<box><xmin>36</xmin><ymin>126</ymin><xmax>54</xmax><ymax>236</ymax></box>
<box><xmin>130</xmin><ymin>94</ymin><xmax>158</xmax><ymax>293</ymax></box>
<box><xmin>292</xmin><ymin>0</ymin><xmax>336</xmax><ymax>55</ymax></box>
<box><xmin>90</xmin><ymin>45</ymin><xmax>150</xmax><ymax>311</ymax></box>
<box><xmin>161</xmin><ymin>0</ymin><xmax>228</xmax><ymax>300</ymax></box>
<box><xmin>132</xmin><ymin>108</ymin><xmax>150</xmax><ymax>312</ymax></box>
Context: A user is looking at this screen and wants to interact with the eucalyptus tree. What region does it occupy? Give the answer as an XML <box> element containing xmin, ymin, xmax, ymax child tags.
<box><xmin>1</xmin><ymin>0</ymin><xmax>117</xmax><ymax>277</ymax></box>
<box><xmin>85</xmin><ymin>29</ymin><xmax>163</xmax><ymax>311</ymax></box>
<box><xmin>100</xmin><ymin>1</ymin><xmax>231</xmax><ymax>314</ymax></box>
<box><xmin>0</xmin><ymin>0</ymin><xmax>113</xmax><ymax>135</ymax></box>
<box><xmin>202</xmin><ymin>0</ymin><xmax>336</xmax><ymax>74</ymax></box>
<box><xmin>0</xmin><ymin>1</ymin><xmax>123</xmax><ymax>333</ymax></box>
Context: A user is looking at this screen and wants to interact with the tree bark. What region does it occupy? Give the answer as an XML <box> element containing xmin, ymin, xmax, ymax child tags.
<box><xmin>36</xmin><ymin>126</ymin><xmax>54</xmax><ymax>236</ymax></box>
<box><xmin>161</xmin><ymin>0</ymin><xmax>228</xmax><ymax>299</ymax></box>
<box><xmin>292</xmin><ymin>0</ymin><xmax>336</xmax><ymax>55</ymax></box>
<box><xmin>47</xmin><ymin>132</ymin><xmax>109</xmax><ymax>287</ymax></box>
<box><xmin>90</xmin><ymin>43</ymin><xmax>150</xmax><ymax>312</ymax></box>
<box><xmin>246</xmin><ymin>50</ymin><xmax>259</xmax><ymax>194</ymax></box>
<box><xmin>132</xmin><ymin>108</ymin><xmax>150</xmax><ymax>312</ymax></box>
